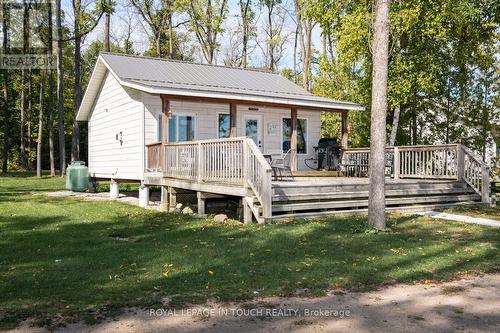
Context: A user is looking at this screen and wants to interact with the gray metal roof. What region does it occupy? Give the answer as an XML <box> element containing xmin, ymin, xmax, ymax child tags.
<box><xmin>77</xmin><ymin>52</ymin><xmax>364</xmax><ymax>121</ymax></box>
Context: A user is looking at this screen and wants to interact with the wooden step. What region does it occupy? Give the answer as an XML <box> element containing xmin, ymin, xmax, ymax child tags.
<box><xmin>271</xmin><ymin>194</ymin><xmax>480</xmax><ymax>213</ymax></box>
<box><xmin>268</xmin><ymin>201</ymin><xmax>482</xmax><ymax>221</ymax></box>
<box><xmin>272</xmin><ymin>187</ymin><xmax>475</xmax><ymax>202</ymax></box>
<box><xmin>273</xmin><ymin>181</ymin><xmax>466</xmax><ymax>196</ymax></box>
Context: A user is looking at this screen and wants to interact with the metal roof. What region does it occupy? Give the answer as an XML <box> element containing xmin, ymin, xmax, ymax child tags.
<box><xmin>77</xmin><ymin>52</ymin><xmax>364</xmax><ymax>121</ymax></box>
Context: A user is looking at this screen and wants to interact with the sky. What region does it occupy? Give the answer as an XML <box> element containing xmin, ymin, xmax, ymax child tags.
<box><xmin>62</xmin><ymin>0</ymin><xmax>324</xmax><ymax>71</ymax></box>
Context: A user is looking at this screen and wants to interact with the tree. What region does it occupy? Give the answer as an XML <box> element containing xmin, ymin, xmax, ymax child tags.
<box><xmin>36</xmin><ymin>70</ymin><xmax>45</xmax><ymax>177</ymax></box>
<box><xmin>259</xmin><ymin>0</ymin><xmax>287</xmax><ymax>71</ymax></box>
<box><xmin>2</xmin><ymin>2</ymin><xmax>10</xmax><ymax>174</ymax></box>
<box><xmin>20</xmin><ymin>0</ymin><xmax>30</xmax><ymax>170</ymax></box>
<box><xmin>368</xmin><ymin>0</ymin><xmax>390</xmax><ymax>229</ymax></box>
<box><xmin>187</xmin><ymin>0</ymin><xmax>229</xmax><ymax>64</ymax></box>
<box><xmin>238</xmin><ymin>0</ymin><xmax>254</xmax><ymax>67</ymax></box>
<box><xmin>47</xmin><ymin>0</ymin><xmax>55</xmax><ymax>176</ymax></box>
<box><xmin>294</xmin><ymin>0</ymin><xmax>316</xmax><ymax>91</ymax></box>
<box><xmin>71</xmin><ymin>0</ymin><xmax>105</xmax><ymax>162</ymax></box>
<box><xmin>56</xmin><ymin>0</ymin><xmax>65</xmax><ymax>175</ymax></box>
<box><xmin>130</xmin><ymin>0</ymin><xmax>184</xmax><ymax>59</ymax></box>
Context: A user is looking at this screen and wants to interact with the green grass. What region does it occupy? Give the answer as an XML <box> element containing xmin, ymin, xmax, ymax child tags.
<box><xmin>1</xmin><ymin>173</ymin><xmax>499</xmax><ymax>329</ymax></box>
<box><xmin>442</xmin><ymin>204</ymin><xmax>500</xmax><ymax>221</ymax></box>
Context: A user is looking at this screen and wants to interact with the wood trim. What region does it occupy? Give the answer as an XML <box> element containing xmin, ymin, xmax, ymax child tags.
<box><xmin>229</xmin><ymin>102</ymin><xmax>237</xmax><ymax>137</ymax></box>
<box><xmin>159</xmin><ymin>93</ymin><xmax>349</xmax><ymax>113</ymax></box>
<box><xmin>290</xmin><ymin>108</ymin><xmax>297</xmax><ymax>172</ymax></box>
<box><xmin>341</xmin><ymin>110</ymin><xmax>348</xmax><ymax>148</ymax></box>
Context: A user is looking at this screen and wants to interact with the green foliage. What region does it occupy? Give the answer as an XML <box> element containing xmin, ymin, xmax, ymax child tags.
<box><xmin>309</xmin><ymin>0</ymin><xmax>499</xmax><ymax>150</ymax></box>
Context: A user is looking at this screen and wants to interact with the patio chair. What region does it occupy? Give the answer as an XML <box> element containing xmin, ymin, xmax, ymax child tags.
<box><xmin>270</xmin><ymin>149</ymin><xmax>295</xmax><ymax>181</ymax></box>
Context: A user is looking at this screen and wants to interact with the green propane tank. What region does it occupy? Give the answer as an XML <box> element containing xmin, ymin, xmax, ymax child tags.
<box><xmin>65</xmin><ymin>161</ymin><xmax>89</xmax><ymax>192</ymax></box>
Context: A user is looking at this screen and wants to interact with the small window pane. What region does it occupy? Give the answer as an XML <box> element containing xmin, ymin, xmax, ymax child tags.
<box><xmin>282</xmin><ymin>118</ymin><xmax>307</xmax><ymax>154</ymax></box>
<box><xmin>297</xmin><ymin>119</ymin><xmax>307</xmax><ymax>154</ymax></box>
<box><xmin>178</xmin><ymin>115</ymin><xmax>195</xmax><ymax>141</ymax></box>
<box><xmin>282</xmin><ymin>118</ymin><xmax>291</xmax><ymax>152</ymax></box>
<box><xmin>218</xmin><ymin>114</ymin><xmax>230</xmax><ymax>138</ymax></box>
<box><xmin>168</xmin><ymin>115</ymin><xmax>177</xmax><ymax>142</ymax></box>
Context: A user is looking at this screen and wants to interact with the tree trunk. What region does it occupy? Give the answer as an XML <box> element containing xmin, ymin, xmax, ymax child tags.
<box><xmin>2</xmin><ymin>3</ymin><xmax>9</xmax><ymax>174</ymax></box>
<box><xmin>56</xmin><ymin>0</ymin><xmax>66</xmax><ymax>176</ymax></box>
<box><xmin>72</xmin><ymin>0</ymin><xmax>81</xmax><ymax>162</ymax></box>
<box><xmin>388</xmin><ymin>105</ymin><xmax>400</xmax><ymax>146</ymax></box>
<box><xmin>27</xmin><ymin>68</ymin><xmax>32</xmax><ymax>169</ymax></box>
<box><xmin>37</xmin><ymin>70</ymin><xmax>45</xmax><ymax>177</ymax></box>
<box><xmin>47</xmin><ymin>1</ymin><xmax>55</xmax><ymax>176</ymax></box>
<box><xmin>20</xmin><ymin>1</ymin><xmax>29</xmax><ymax>170</ymax></box>
<box><xmin>293</xmin><ymin>24</ymin><xmax>298</xmax><ymax>84</ymax></box>
<box><xmin>368</xmin><ymin>0</ymin><xmax>391</xmax><ymax>230</ymax></box>
<box><xmin>239</xmin><ymin>0</ymin><xmax>250</xmax><ymax>68</ymax></box>
<box><xmin>168</xmin><ymin>1</ymin><xmax>173</xmax><ymax>58</ymax></box>
<box><xmin>104</xmin><ymin>11</ymin><xmax>110</xmax><ymax>51</ymax></box>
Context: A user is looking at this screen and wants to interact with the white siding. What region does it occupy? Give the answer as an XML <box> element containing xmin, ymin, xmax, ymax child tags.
<box><xmin>88</xmin><ymin>72</ymin><xmax>144</xmax><ymax>180</ymax></box>
<box><xmin>142</xmin><ymin>94</ymin><xmax>321</xmax><ymax>170</ymax></box>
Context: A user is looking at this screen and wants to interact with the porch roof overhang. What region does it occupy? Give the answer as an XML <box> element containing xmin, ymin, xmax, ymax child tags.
<box><xmin>77</xmin><ymin>53</ymin><xmax>364</xmax><ymax>121</ymax></box>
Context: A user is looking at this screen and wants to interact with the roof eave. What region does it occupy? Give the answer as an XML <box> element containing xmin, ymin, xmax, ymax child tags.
<box><xmin>120</xmin><ymin>80</ymin><xmax>365</xmax><ymax>112</ymax></box>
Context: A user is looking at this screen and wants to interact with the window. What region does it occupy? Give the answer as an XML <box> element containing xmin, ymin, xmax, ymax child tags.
<box><xmin>158</xmin><ymin>114</ymin><xmax>196</xmax><ymax>142</ymax></box>
<box><xmin>282</xmin><ymin>118</ymin><xmax>307</xmax><ymax>154</ymax></box>
<box><xmin>218</xmin><ymin>113</ymin><xmax>230</xmax><ymax>138</ymax></box>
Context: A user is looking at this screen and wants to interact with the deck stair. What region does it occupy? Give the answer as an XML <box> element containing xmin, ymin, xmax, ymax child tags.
<box><xmin>248</xmin><ymin>180</ymin><xmax>481</xmax><ymax>221</ymax></box>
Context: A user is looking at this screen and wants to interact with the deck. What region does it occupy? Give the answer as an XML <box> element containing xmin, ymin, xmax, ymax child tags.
<box><xmin>144</xmin><ymin>138</ymin><xmax>491</xmax><ymax>223</ymax></box>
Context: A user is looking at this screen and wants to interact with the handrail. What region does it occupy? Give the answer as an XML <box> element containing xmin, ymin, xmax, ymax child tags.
<box><xmin>342</xmin><ymin>143</ymin><xmax>491</xmax><ymax>203</ymax></box>
<box><xmin>244</xmin><ymin>138</ymin><xmax>273</xmax><ymax>220</ymax></box>
<box><xmin>145</xmin><ymin>136</ymin><xmax>273</xmax><ymax>222</ymax></box>
<box><xmin>460</xmin><ymin>144</ymin><xmax>491</xmax><ymax>203</ymax></box>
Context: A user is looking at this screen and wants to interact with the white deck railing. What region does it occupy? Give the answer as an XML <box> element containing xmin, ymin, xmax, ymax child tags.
<box><xmin>342</xmin><ymin>144</ymin><xmax>490</xmax><ymax>203</ymax></box>
<box><xmin>147</xmin><ymin>137</ymin><xmax>273</xmax><ymax>220</ymax></box>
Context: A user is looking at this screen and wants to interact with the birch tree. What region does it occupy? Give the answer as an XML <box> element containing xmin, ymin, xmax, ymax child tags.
<box><xmin>368</xmin><ymin>0</ymin><xmax>390</xmax><ymax>229</ymax></box>
<box><xmin>187</xmin><ymin>0</ymin><xmax>229</xmax><ymax>64</ymax></box>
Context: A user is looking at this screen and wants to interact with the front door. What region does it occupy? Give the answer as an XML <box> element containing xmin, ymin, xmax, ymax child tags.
<box><xmin>244</xmin><ymin>115</ymin><xmax>263</xmax><ymax>151</ymax></box>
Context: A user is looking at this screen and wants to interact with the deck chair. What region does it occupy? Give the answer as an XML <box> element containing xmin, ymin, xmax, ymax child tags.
<box><xmin>270</xmin><ymin>149</ymin><xmax>295</xmax><ymax>181</ymax></box>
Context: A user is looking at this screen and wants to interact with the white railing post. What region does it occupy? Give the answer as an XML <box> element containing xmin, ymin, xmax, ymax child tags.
<box><xmin>197</xmin><ymin>142</ymin><xmax>203</xmax><ymax>183</ymax></box>
<box><xmin>482</xmin><ymin>164</ymin><xmax>491</xmax><ymax>204</ymax></box>
<box><xmin>242</xmin><ymin>140</ymin><xmax>249</xmax><ymax>188</ymax></box>
<box><xmin>456</xmin><ymin>144</ymin><xmax>464</xmax><ymax>182</ymax></box>
<box><xmin>393</xmin><ymin>146</ymin><xmax>400</xmax><ymax>180</ymax></box>
<box><xmin>261</xmin><ymin>169</ymin><xmax>272</xmax><ymax>220</ymax></box>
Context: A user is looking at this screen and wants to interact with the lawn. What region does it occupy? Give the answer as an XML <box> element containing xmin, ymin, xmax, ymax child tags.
<box><xmin>0</xmin><ymin>173</ymin><xmax>499</xmax><ymax>329</ymax></box>
<box><xmin>442</xmin><ymin>204</ymin><xmax>500</xmax><ymax>221</ymax></box>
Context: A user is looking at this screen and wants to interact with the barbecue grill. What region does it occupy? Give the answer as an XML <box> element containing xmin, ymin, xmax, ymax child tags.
<box><xmin>305</xmin><ymin>138</ymin><xmax>342</xmax><ymax>171</ymax></box>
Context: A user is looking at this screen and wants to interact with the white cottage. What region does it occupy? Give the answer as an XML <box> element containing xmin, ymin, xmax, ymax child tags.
<box><xmin>77</xmin><ymin>53</ymin><xmax>488</xmax><ymax>223</ymax></box>
<box><xmin>77</xmin><ymin>52</ymin><xmax>362</xmax><ymax>181</ymax></box>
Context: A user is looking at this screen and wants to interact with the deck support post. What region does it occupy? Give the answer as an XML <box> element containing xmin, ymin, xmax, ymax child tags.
<box><xmin>243</xmin><ymin>197</ymin><xmax>253</xmax><ymax>224</ymax></box>
<box><xmin>481</xmin><ymin>165</ymin><xmax>491</xmax><ymax>204</ymax></box>
<box><xmin>110</xmin><ymin>179</ymin><xmax>119</xmax><ymax>199</ymax></box>
<box><xmin>197</xmin><ymin>192</ymin><xmax>206</xmax><ymax>215</ymax></box>
<box><xmin>290</xmin><ymin>107</ymin><xmax>297</xmax><ymax>172</ymax></box>
<box><xmin>229</xmin><ymin>103</ymin><xmax>237</xmax><ymax>137</ymax></box>
<box><xmin>138</xmin><ymin>184</ymin><xmax>149</xmax><ymax>208</ymax></box>
<box><xmin>169</xmin><ymin>187</ymin><xmax>177</xmax><ymax>208</ymax></box>
<box><xmin>341</xmin><ymin>110</ymin><xmax>348</xmax><ymax>149</ymax></box>
<box><xmin>393</xmin><ymin>146</ymin><xmax>400</xmax><ymax>180</ymax></box>
<box><xmin>160</xmin><ymin>186</ymin><xmax>169</xmax><ymax>211</ymax></box>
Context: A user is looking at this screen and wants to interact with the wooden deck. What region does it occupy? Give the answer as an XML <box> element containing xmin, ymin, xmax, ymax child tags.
<box><xmin>144</xmin><ymin>138</ymin><xmax>491</xmax><ymax>223</ymax></box>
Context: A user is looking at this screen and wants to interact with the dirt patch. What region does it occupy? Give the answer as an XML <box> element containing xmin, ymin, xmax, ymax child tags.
<box><xmin>8</xmin><ymin>273</ymin><xmax>500</xmax><ymax>333</ymax></box>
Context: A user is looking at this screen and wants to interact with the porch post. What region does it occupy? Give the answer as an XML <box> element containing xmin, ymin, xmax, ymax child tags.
<box><xmin>290</xmin><ymin>107</ymin><xmax>298</xmax><ymax>172</ymax></box>
<box><xmin>341</xmin><ymin>110</ymin><xmax>348</xmax><ymax>149</ymax></box>
<box><xmin>161</xmin><ymin>96</ymin><xmax>170</xmax><ymax>171</ymax></box>
<box><xmin>229</xmin><ymin>102</ymin><xmax>237</xmax><ymax>137</ymax></box>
